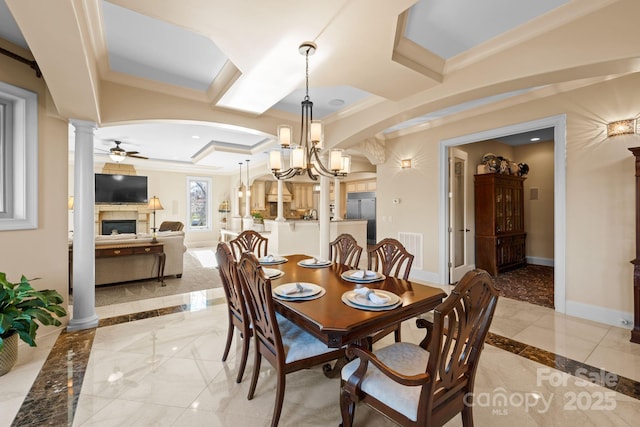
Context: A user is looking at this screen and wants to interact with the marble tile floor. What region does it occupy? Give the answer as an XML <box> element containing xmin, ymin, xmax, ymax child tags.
<box><xmin>2</xmin><ymin>287</ymin><xmax>640</xmax><ymax>426</ymax></box>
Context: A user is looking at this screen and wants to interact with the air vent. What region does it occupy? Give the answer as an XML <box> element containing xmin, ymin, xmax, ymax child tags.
<box><xmin>398</xmin><ymin>232</ymin><xmax>423</xmax><ymax>270</ymax></box>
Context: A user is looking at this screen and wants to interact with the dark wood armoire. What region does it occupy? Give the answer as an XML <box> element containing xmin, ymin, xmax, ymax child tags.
<box><xmin>474</xmin><ymin>173</ymin><xmax>527</xmax><ymax>276</ymax></box>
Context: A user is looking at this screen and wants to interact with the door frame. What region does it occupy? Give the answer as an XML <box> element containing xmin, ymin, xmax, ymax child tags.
<box><xmin>438</xmin><ymin>114</ymin><xmax>567</xmax><ymax>313</ymax></box>
<box><xmin>448</xmin><ymin>148</ymin><xmax>473</xmax><ymax>283</ymax></box>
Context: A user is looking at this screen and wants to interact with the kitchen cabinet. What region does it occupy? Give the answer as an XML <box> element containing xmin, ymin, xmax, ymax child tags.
<box><xmin>346</xmin><ymin>180</ymin><xmax>376</xmax><ymax>193</ymax></box>
<box><xmin>291</xmin><ymin>183</ymin><xmax>313</xmax><ymax>210</ymax></box>
<box><xmin>474</xmin><ymin>173</ymin><xmax>526</xmax><ymax>276</ymax></box>
<box><xmin>250</xmin><ymin>181</ymin><xmax>266</xmax><ymax>210</ymax></box>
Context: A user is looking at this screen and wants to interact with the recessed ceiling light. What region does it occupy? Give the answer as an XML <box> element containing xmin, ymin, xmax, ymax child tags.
<box><xmin>192</xmin><ymin>135</ymin><xmax>200</xmax><ymax>139</ymax></box>
<box><xmin>530</xmin><ymin>137</ymin><xmax>540</xmax><ymax>142</ymax></box>
<box><xmin>329</xmin><ymin>99</ymin><xmax>345</xmax><ymax>107</ymax></box>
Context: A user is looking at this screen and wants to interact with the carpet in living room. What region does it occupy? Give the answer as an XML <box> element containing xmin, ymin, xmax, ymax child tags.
<box><xmin>84</xmin><ymin>247</ymin><xmax>222</xmax><ymax>307</ymax></box>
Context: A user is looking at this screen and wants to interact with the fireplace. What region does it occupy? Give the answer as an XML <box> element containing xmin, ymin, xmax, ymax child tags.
<box><xmin>102</xmin><ymin>219</ymin><xmax>137</xmax><ymax>235</ymax></box>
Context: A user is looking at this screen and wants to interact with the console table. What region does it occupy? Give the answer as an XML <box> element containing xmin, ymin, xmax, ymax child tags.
<box><xmin>96</xmin><ymin>242</ymin><xmax>166</xmax><ymax>284</ymax></box>
<box><xmin>69</xmin><ymin>241</ymin><xmax>166</xmax><ymax>287</ymax></box>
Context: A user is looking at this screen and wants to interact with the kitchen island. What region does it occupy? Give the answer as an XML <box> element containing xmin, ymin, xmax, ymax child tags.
<box><xmin>264</xmin><ymin>219</ymin><xmax>367</xmax><ymax>261</ymax></box>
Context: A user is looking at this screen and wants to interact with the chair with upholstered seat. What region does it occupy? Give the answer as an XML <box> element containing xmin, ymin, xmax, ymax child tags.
<box><xmin>236</xmin><ymin>252</ymin><xmax>344</xmax><ymax>427</ymax></box>
<box><xmin>339</xmin><ymin>269</ymin><xmax>499</xmax><ymax>427</ymax></box>
<box><xmin>230</xmin><ymin>229</ymin><xmax>268</xmax><ymax>261</ymax></box>
<box><xmin>367</xmin><ymin>238</ymin><xmax>415</xmax><ymax>342</ymax></box>
<box><xmin>158</xmin><ymin>221</ymin><xmax>184</xmax><ymax>231</ymax></box>
<box><xmin>329</xmin><ymin>233</ymin><xmax>363</xmax><ymax>269</ymax></box>
<box><xmin>215</xmin><ymin>242</ymin><xmax>251</xmax><ymax>383</ymax></box>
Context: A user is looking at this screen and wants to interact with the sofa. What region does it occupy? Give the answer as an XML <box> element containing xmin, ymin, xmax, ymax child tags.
<box><xmin>93</xmin><ymin>231</ymin><xmax>186</xmax><ymax>285</ymax></box>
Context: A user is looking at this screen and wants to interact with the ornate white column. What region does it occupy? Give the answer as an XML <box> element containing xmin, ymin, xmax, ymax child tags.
<box><xmin>243</xmin><ymin>160</ymin><xmax>252</xmax><ymax>230</ymax></box>
<box><xmin>332</xmin><ymin>177</ymin><xmax>343</xmax><ymax>221</ymax></box>
<box><xmin>67</xmin><ymin>120</ymin><xmax>99</xmax><ymax>331</ymax></box>
<box><xmin>276</xmin><ymin>180</ymin><xmax>285</xmax><ymax>221</ymax></box>
<box><xmin>319</xmin><ymin>175</ymin><xmax>330</xmax><ymax>259</ymax></box>
<box><xmin>232</xmin><ymin>186</ymin><xmax>240</xmax><ymax>218</ymax></box>
<box><xmin>244</xmin><ymin>184</ymin><xmax>251</xmax><ymax>220</ymax></box>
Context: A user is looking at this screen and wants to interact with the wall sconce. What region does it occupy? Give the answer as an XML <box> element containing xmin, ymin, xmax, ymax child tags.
<box><xmin>401</xmin><ymin>159</ymin><xmax>412</xmax><ymax>169</ymax></box>
<box><xmin>607</xmin><ymin>119</ymin><xmax>636</xmax><ymax>137</ymax></box>
<box><xmin>68</xmin><ymin>196</ymin><xmax>74</xmax><ymax>210</ymax></box>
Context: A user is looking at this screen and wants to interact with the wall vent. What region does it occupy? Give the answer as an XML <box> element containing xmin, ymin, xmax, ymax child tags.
<box><xmin>398</xmin><ymin>232</ymin><xmax>423</xmax><ymax>270</ymax></box>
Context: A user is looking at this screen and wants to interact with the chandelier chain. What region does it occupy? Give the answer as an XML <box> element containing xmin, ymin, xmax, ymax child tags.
<box><xmin>304</xmin><ymin>46</ymin><xmax>310</xmax><ymax>102</ymax></box>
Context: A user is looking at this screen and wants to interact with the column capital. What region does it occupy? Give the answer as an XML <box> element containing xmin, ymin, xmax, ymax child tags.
<box><xmin>70</xmin><ymin>119</ymin><xmax>97</xmax><ymax>132</ymax></box>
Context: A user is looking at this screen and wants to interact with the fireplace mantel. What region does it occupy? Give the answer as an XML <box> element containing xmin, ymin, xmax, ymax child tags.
<box><xmin>95</xmin><ymin>204</ymin><xmax>151</xmax><ymax>235</ymax></box>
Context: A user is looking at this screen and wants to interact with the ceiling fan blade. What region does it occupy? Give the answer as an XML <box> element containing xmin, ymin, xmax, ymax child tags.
<box><xmin>127</xmin><ymin>154</ymin><xmax>148</xmax><ymax>159</ymax></box>
<box><xmin>125</xmin><ymin>150</ymin><xmax>140</xmax><ymax>155</ymax></box>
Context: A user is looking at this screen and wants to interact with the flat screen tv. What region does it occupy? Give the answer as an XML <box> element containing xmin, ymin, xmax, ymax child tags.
<box><xmin>95</xmin><ymin>173</ymin><xmax>148</xmax><ymax>204</ymax></box>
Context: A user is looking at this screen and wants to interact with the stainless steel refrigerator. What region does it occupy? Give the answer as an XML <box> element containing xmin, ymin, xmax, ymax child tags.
<box><xmin>346</xmin><ymin>191</ymin><xmax>376</xmax><ymax>245</ymax></box>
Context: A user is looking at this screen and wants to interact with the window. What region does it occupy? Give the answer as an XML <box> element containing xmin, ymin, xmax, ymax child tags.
<box><xmin>0</xmin><ymin>81</ymin><xmax>37</xmax><ymax>230</ymax></box>
<box><xmin>0</xmin><ymin>100</ymin><xmax>12</xmax><ymax>216</ymax></box>
<box><xmin>187</xmin><ymin>176</ymin><xmax>211</xmax><ymax>231</ymax></box>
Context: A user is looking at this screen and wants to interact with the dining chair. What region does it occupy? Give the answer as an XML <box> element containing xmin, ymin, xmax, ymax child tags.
<box><xmin>339</xmin><ymin>269</ymin><xmax>499</xmax><ymax>427</ymax></box>
<box><xmin>368</xmin><ymin>237</ymin><xmax>414</xmax><ymax>280</ymax></box>
<box><xmin>329</xmin><ymin>233</ymin><xmax>363</xmax><ymax>268</ymax></box>
<box><xmin>230</xmin><ymin>229</ymin><xmax>268</xmax><ymax>260</ymax></box>
<box><xmin>367</xmin><ymin>238</ymin><xmax>415</xmax><ymax>342</ymax></box>
<box><xmin>236</xmin><ymin>251</ymin><xmax>344</xmax><ymax>427</ymax></box>
<box><xmin>215</xmin><ymin>242</ymin><xmax>251</xmax><ymax>383</ymax></box>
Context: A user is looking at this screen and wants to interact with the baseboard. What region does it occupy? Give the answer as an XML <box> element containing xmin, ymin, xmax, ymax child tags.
<box><xmin>409</xmin><ymin>269</ymin><xmax>441</xmax><ymax>285</ymax></box>
<box><xmin>565</xmin><ymin>300</ymin><xmax>633</xmax><ymax>329</ymax></box>
<box><xmin>526</xmin><ymin>256</ymin><xmax>554</xmax><ymax>267</ymax></box>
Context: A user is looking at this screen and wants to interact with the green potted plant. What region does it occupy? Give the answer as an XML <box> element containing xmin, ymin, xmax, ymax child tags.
<box><xmin>251</xmin><ymin>212</ymin><xmax>264</xmax><ymax>224</ymax></box>
<box><xmin>0</xmin><ymin>272</ymin><xmax>67</xmax><ymax>376</ymax></box>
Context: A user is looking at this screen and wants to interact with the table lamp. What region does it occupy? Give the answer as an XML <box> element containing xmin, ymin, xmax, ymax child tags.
<box><xmin>147</xmin><ymin>196</ymin><xmax>164</xmax><ymax>243</ymax></box>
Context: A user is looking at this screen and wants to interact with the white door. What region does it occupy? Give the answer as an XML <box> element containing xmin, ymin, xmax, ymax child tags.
<box><xmin>449</xmin><ymin>148</ymin><xmax>473</xmax><ymax>283</ymax></box>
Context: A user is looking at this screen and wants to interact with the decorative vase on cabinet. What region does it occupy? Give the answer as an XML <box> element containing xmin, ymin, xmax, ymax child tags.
<box><xmin>474</xmin><ymin>173</ymin><xmax>526</xmax><ymax>276</ymax></box>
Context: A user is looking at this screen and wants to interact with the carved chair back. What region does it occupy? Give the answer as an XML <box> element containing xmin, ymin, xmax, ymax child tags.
<box><xmin>368</xmin><ymin>237</ymin><xmax>414</xmax><ymax>280</ymax></box>
<box><xmin>329</xmin><ymin>233</ymin><xmax>363</xmax><ymax>268</ymax></box>
<box><xmin>215</xmin><ymin>242</ymin><xmax>251</xmax><ymax>382</ymax></box>
<box><xmin>230</xmin><ymin>230</ymin><xmax>268</xmax><ymax>261</ymax></box>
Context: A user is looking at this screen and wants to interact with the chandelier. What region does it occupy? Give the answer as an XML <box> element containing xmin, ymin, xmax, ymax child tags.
<box><xmin>268</xmin><ymin>42</ymin><xmax>351</xmax><ymax>181</ymax></box>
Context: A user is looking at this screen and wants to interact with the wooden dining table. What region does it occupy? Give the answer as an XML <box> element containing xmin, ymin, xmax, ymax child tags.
<box><xmin>265</xmin><ymin>254</ymin><xmax>447</xmax><ymax>350</ymax></box>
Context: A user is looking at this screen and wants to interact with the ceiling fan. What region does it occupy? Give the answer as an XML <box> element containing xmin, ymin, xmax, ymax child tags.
<box><xmin>104</xmin><ymin>140</ymin><xmax>148</xmax><ymax>162</ymax></box>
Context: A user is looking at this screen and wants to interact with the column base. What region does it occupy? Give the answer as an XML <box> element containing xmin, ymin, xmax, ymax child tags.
<box><xmin>67</xmin><ymin>314</ymin><xmax>100</xmax><ymax>331</ymax></box>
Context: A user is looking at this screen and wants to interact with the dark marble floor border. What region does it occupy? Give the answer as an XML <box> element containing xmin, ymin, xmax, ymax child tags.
<box><xmin>485</xmin><ymin>332</ymin><xmax>640</xmax><ymax>400</ymax></box>
<box><xmin>10</xmin><ymin>299</ymin><xmax>640</xmax><ymax>426</ymax></box>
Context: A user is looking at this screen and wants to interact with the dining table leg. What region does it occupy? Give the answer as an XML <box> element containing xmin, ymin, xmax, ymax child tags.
<box><xmin>322</xmin><ymin>358</ymin><xmax>348</xmax><ymax>378</ymax></box>
<box><xmin>322</xmin><ymin>337</ymin><xmax>372</xmax><ymax>378</ymax></box>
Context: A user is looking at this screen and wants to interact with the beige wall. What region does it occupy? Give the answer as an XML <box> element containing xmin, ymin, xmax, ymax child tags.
<box><xmin>380</xmin><ymin>72</ymin><xmax>640</xmax><ymax>318</ymax></box>
<box><xmin>515</xmin><ymin>140</ymin><xmax>555</xmax><ymax>260</ymax></box>
<box><xmin>138</xmin><ymin>167</ymin><xmax>231</xmax><ymax>247</ymax></box>
<box><xmin>0</xmin><ymin>42</ymin><xmax>70</xmax><ymax>332</ymax></box>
